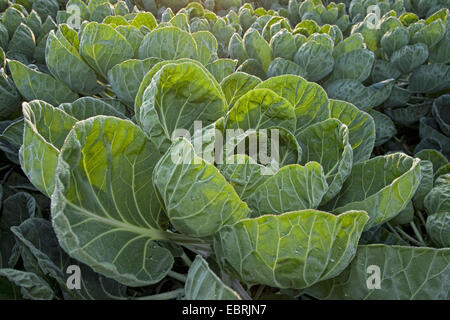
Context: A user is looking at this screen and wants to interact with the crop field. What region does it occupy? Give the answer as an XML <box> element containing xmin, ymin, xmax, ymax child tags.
<box><xmin>0</xmin><ymin>0</ymin><xmax>449</xmax><ymax>300</ymax></box>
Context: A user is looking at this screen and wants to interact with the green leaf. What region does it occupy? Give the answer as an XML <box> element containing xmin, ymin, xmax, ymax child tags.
<box><xmin>185</xmin><ymin>256</ymin><xmax>241</xmax><ymax>300</ymax></box>
<box><xmin>236</xmin><ymin>58</ymin><xmax>267</xmax><ymax>80</ymax></box>
<box><xmin>306</xmin><ymin>245</ymin><xmax>450</xmax><ymax>299</ymax></box>
<box><xmin>380</xmin><ymin>26</ymin><xmax>410</xmax><ymax>57</ymax></box>
<box><xmin>425</xmin><ymin>174</ymin><xmax>450</xmax><ymax>215</ymax></box>
<box><xmin>226</xmin><ymin>88</ymin><xmax>296</xmax><ymax>133</ymax></box>
<box><xmin>0</xmin><ymin>268</ymin><xmax>54</xmax><ymax>300</ymax></box>
<box><xmin>294</xmin><ymin>40</ymin><xmax>334</xmax><ymax>81</ymax></box>
<box><xmin>270</xmin><ymin>29</ymin><xmax>297</xmax><ymax>61</ymax></box>
<box><xmin>139</xmin><ymin>61</ymin><xmax>227</xmax><ymax>141</ymax></box>
<box><xmin>391</xmin><ymin>43</ymin><xmax>429</xmax><ymax>74</ymax></box>
<box><xmin>52</xmin><ymin>116</ymin><xmax>173</xmax><ymax>286</ymax></box>
<box><xmin>0</xmin><ymin>71</ymin><xmax>21</xmax><ymax>120</ymax></box>
<box><xmin>326</xmin><ymin>153</ymin><xmax>422</xmax><ymax>230</ymax></box>
<box><xmin>220</xmin><ymin>72</ymin><xmax>262</xmax><ymax>109</ymax></box>
<box><xmin>107</xmin><ymin>58</ymin><xmax>161</xmax><ymax>108</ymax></box>
<box><xmin>409</xmin><ymin>63</ymin><xmax>450</xmax><ymax>93</ymax></box>
<box><xmin>426</xmin><ymin>212</ymin><xmax>450</xmax><ymax>248</ymax></box>
<box><xmin>369</xmin><ymin>109</ymin><xmax>397</xmax><ymax>147</ymax></box>
<box><xmin>214</xmin><ymin>209</ymin><xmax>369</xmax><ymax>289</ymax></box>
<box><xmin>46</xmin><ymin>29</ymin><xmax>100</xmax><ymax>95</ymax></box>
<box><xmin>193</xmin><ymin>31</ymin><xmax>218</xmax><ymax>65</ymax></box>
<box><xmin>255</xmin><ymin>75</ymin><xmax>329</xmax><ymax>133</ymax></box>
<box><xmin>247</xmin><ymin>162</ymin><xmax>328</xmax><ymax>216</ymax></box>
<box><xmin>412</xmin><ymin>160</ymin><xmax>434</xmax><ymax>211</ymax></box>
<box><xmin>329</xmin><ymin>99</ymin><xmax>375</xmax><ymax>163</ymax></box>
<box><xmin>326</xmin><ymin>79</ymin><xmax>395</xmax><ymax>111</ymax></box>
<box><xmin>153</xmin><ymin>138</ymin><xmax>250</xmax><ymax>238</ymax></box>
<box><xmin>412</xmin><ymin>19</ymin><xmax>446</xmax><ymax>48</ymax></box>
<box><xmin>228</xmin><ymin>33</ymin><xmax>248</xmax><ymax>65</ymax></box>
<box><xmin>8</xmin><ymin>59</ymin><xmax>79</xmax><ymax>105</ymax></box>
<box><xmin>243</xmin><ymin>28</ymin><xmax>272</xmax><ymax>72</ymax></box>
<box><xmin>138</xmin><ymin>26</ymin><xmax>197</xmax><ymax>60</ymax></box>
<box><xmin>296</xmin><ymin>119</ymin><xmax>353</xmax><ymax>204</ymax></box>
<box><xmin>79</xmin><ymin>22</ymin><xmax>134</xmax><ymax>80</ymax></box>
<box><xmin>8</xmin><ymin>23</ymin><xmax>35</xmax><ymax>60</ymax></box>
<box><xmin>266</xmin><ymin>58</ymin><xmax>307</xmax><ymax>79</ymax></box>
<box><xmin>114</xmin><ymin>25</ymin><xmax>144</xmax><ymax>58</ymax></box>
<box><xmin>20</xmin><ymin>100</ymin><xmax>77</xmax><ymax>196</ymax></box>
<box><xmin>432</xmin><ymin>94</ymin><xmax>450</xmax><ymax>136</ymax></box>
<box><xmin>206</xmin><ymin>59</ymin><xmax>237</xmax><ymax>83</ymax></box>
<box><xmin>59</xmin><ymin>97</ymin><xmax>127</xmax><ymax>120</ymax></box>
<box><xmin>130</xmin><ymin>11</ymin><xmax>157</xmax><ymax>30</ymax></box>
<box><xmin>329</xmin><ymin>49</ymin><xmax>374</xmax><ymax>82</ymax></box>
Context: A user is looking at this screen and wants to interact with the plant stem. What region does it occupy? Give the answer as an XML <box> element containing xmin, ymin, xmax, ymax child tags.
<box><xmin>416</xmin><ymin>210</ymin><xmax>427</xmax><ymax>228</ymax></box>
<box><xmin>136</xmin><ymin>288</ymin><xmax>185</xmax><ymax>300</ymax></box>
<box><xmin>168</xmin><ymin>270</ymin><xmax>187</xmax><ymax>283</ymax></box>
<box><xmin>395</xmin><ymin>226</ymin><xmax>425</xmax><ymax>246</ymax></box>
<box><xmin>181</xmin><ymin>252</ymin><xmax>193</xmax><ymax>267</ymax></box>
<box><xmin>231</xmin><ymin>279</ymin><xmax>252</xmax><ymax>300</ymax></box>
<box><xmin>409</xmin><ymin>221</ymin><xmax>426</xmax><ymax>245</ymax></box>
<box><xmin>253</xmin><ymin>285</ymin><xmax>265</xmax><ymax>300</ymax></box>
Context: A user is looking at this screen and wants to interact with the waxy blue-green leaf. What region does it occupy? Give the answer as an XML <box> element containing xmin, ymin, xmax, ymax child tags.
<box><xmin>114</xmin><ymin>25</ymin><xmax>144</xmax><ymax>58</ymax></box>
<box><xmin>425</xmin><ymin>174</ymin><xmax>450</xmax><ymax>215</ymax></box>
<box><xmin>8</xmin><ymin>23</ymin><xmax>35</xmax><ymax>60</ymax></box>
<box><xmin>247</xmin><ymin>162</ymin><xmax>328</xmax><ymax>216</ymax></box>
<box><xmin>326</xmin><ymin>153</ymin><xmax>422</xmax><ymax>230</ymax></box>
<box><xmin>426</xmin><ymin>212</ymin><xmax>450</xmax><ymax>248</ymax></box>
<box><xmin>153</xmin><ymin>138</ymin><xmax>250</xmax><ymax>238</ymax></box>
<box><xmin>46</xmin><ymin>29</ymin><xmax>101</xmax><ymax>95</ymax></box>
<box><xmin>332</xmin><ymin>33</ymin><xmax>364</xmax><ymax>59</ymax></box>
<box><xmin>59</xmin><ymin>97</ymin><xmax>127</xmax><ymax>120</ymax></box>
<box><xmin>226</xmin><ymin>88</ymin><xmax>296</xmax><ymax>133</ymax></box>
<box><xmin>329</xmin><ymin>99</ymin><xmax>375</xmax><ymax>163</ymax></box>
<box><xmin>432</xmin><ymin>94</ymin><xmax>450</xmax><ymax>136</ymax></box>
<box><xmin>368</xmin><ymin>109</ymin><xmax>397</xmax><ymax>147</ymax></box>
<box><xmin>236</xmin><ymin>58</ymin><xmax>267</xmax><ymax>80</ymax></box>
<box><xmin>409</xmin><ymin>63</ymin><xmax>450</xmax><ymax>93</ymax></box>
<box><xmin>107</xmin><ymin>58</ymin><xmax>161</xmax><ymax>108</ymax></box>
<box><xmin>380</xmin><ymin>26</ymin><xmax>410</xmax><ymax>57</ymax></box>
<box><xmin>306</xmin><ymin>245</ymin><xmax>450</xmax><ymax>299</ymax></box>
<box><xmin>243</xmin><ymin>28</ymin><xmax>272</xmax><ymax>72</ymax></box>
<box><xmin>0</xmin><ymin>71</ymin><xmax>21</xmax><ymax>120</ymax></box>
<box><xmin>192</xmin><ymin>31</ymin><xmax>218</xmax><ymax>65</ymax></box>
<box><xmin>412</xmin><ymin>160</ymin><xmax>434</xmax><ymax>211</ymax></box>
<box><xmin>185</xmin><ymin>256</ymin><xmax>241</xmax><ymax>300</ymax></box>
<box><xmin>329</xmin><ymin>49</ymin><xmax>374</xmax><ymax>82</ymax></box>
<box><xmin>8</xmin><ymin>59</ymin><xmax>79</xmax><ymax>105</ymax></box>
<box><xmin>256</xmin><ymin>75</ymin><xmax>329</xmax><ymax>133</ymax></box>
<box><xmin>20</xmin><ymin>100</ymin><xmax>77</xmax><ymax>196</ymax></box>
<box><xmin>0</xmin><ymin>268</ymin><xmax>54</xmax><ymax>300</ymax></box>
<box><xmin>79</xmin><ymin>22</ymin><xmax>134</xmax><ymax>80</ymax></box>
<box><xmin>270</xmin><ymin>29</ymin><xmax>297</xmax><ymax>61</ymax></box>
<box><xmin>297</xmin><ymin>118</ymin><xmax>353</xmax><ymax>203</ymax></box>
<box><xmin>138</xmin><ymin>26</ymin><xmax>197</xmax><ymax>60</ymax></box>
<box><xmin>412</xmin><ymin>19</ymin><xmax>446</xmax><ymax>48</ymax></box>
<box><xmin>2</xmin><ymin>7</ymin><xmax>26</xmax><ymax>37</ymax></box>
<box><xmin>371</xmin><ymin>59</ymin><xmax>401</xmax><ymax>83</ymax></box>
<box><xmin>218</xmin><ymin>154</ymin><xmax>269</xmax><ymax>201</ymax></box>
<box><xmin>294</xmin><ymin>39</ymin><xmax>334</xmax><ymax>81</ymax></box>
<box><xmin>266</xmin><ymin>58</ymin><xmax>307</xmax><ymax>79</ymax></box>
<box><xmin>139</xmin><ymin>61</ymin><xmax>227</xmax><ymax>141</ymax></box>
<box><xmin>52</xmin><ymin>116</ymin><xmax>173</xmax><ymax>287</ymax></box>
<box><xmin>220</xmin><ymin>72</ymin><xmax>262</xmax><ymax>109</ymax></box>
<box><xmin>391</xmin><ymin>43</ymin><xmax>429</xmax><ymax>74</ymax></box>
<box><xmin>325</xmin><ymin>79</ymin><xmax>395</xmax><ymax>111</ymax></box>
<box><xmin>214</xmin><ymin>209</ymin><xmax>369</xmax><ymax>289</ymax></box>
<box><xmin>228</xmin><ymin>33</ymin><xmax>248</xmax><ymax>65</ymax></box>
<box><xmin>206</xmin><ymin>59</ymin><xmax>237</xmax><ymax>83</ymax></box>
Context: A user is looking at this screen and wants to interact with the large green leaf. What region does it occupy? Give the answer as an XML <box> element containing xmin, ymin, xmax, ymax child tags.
<box><xmin>294</xmin><ymin>39</ymin><xmax>334</xmax><ymax>81</ymax></box>
<box><xmin>326</xmin><ymin>153</ymin><xmax>422</xmax><ymax>230</ymax></box>
<box><xmin>425</xmin><ymin>174</ymin><xmax>450</xmax><ymax>215</ymax></box>
<box><xmin>153</xmin><ymin>138</ymin><xmax>250</xmax><ymax>238</ymax></box>
<box><xmin>243</xmin><ymin>28</ymin><xmax>272</xmax><ymax>72</ymax></box>
<box><xmin>296</xmin><ymin>118</ymin><xmax>353</xmax><ymax>203</ymax></box>
<box><xmin>220</xmin><ymin>72</ymin><xmax>261</xmax><ymax>109</ymax></box>
<box><xmin>52</xmin><ymin>116</ymin><xmax>173</xmax><ymax>287</ymax></box>
<box><xmin>59</xmin><ymin>97</ymin><xmax>126</xmax><ymax>120</ymax></box>
<box><xmin>79</xmin><ymin>22</ymin><xmax>134</xmax><ymax>80</ymax></box>
<box><xmin>255</xmin><ymin>75</ymin><xmax>329</xmax><ymax>133</ymax></box>
<box><xmin>329</xmin><ymin>49</ymin><xmax>374</xmax><ymax>82</ymax></box>
<box><xmin>306</xmin><ymin>245</ymin><xmax>450</xmax><ymax>299</ymax></box>
<box><xmin>138</xmin><ymin>26</ymin><xmax>197</xmax><ymax>60</ymax></box>
<box><xmin>0</xmin><ymin>268</ymin><xmax>54</xmax><ymax>300</ymax></box>
<box><xmin>426</xmin><ymin>212</ymin><xmax>450</xmax><ymax>248</ymax></box>
<box><xmin>247</xmin><ymin>162</ymin><xmax>328</xmax><ymax>216</ymax></box>
<box><xmin>46</xmin><ymin>27</ymin><xmax>100</xmax><ymax>95</ymax></box>
<box><xmin>192</xmin><ymin>31</ymin><xmax>218</xmax><ymax>65</ymax></box>
<box><xmin>20</xmin><ymin>100</ymin><xmax>77</xmax><ymax>196</ymax></box>
<box><xmin>329</xmin><ymin>99</ymin><xmax>375</xmax><ymax>163</ymax></box>
<box><xmin>226</xmin><ymin>88</ymin><xmax>296</xmax><ymax>133</ymax></box>
<box><xmin>139</xmin><ymin>61</ymin><xmax>227</xmax><ymax>141</ymax></box>
<box><xmin>107</xmin><ymin>58</ymin><xmax>161</xmax><ymax>108</ymax></box>
<box><xmin>8</xmin><ymin>59</ymin><xmax>79</xmax><ymax>105</ymax></box>
<box><xmin>185</xmin><ymin>256</ymin><xmax>241</xmax><ymax>300</ymax></box>
<box><xmin>214</xmin><ymin>210</ymin><xmax>369</xmax><ymax>289</ymax></box>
